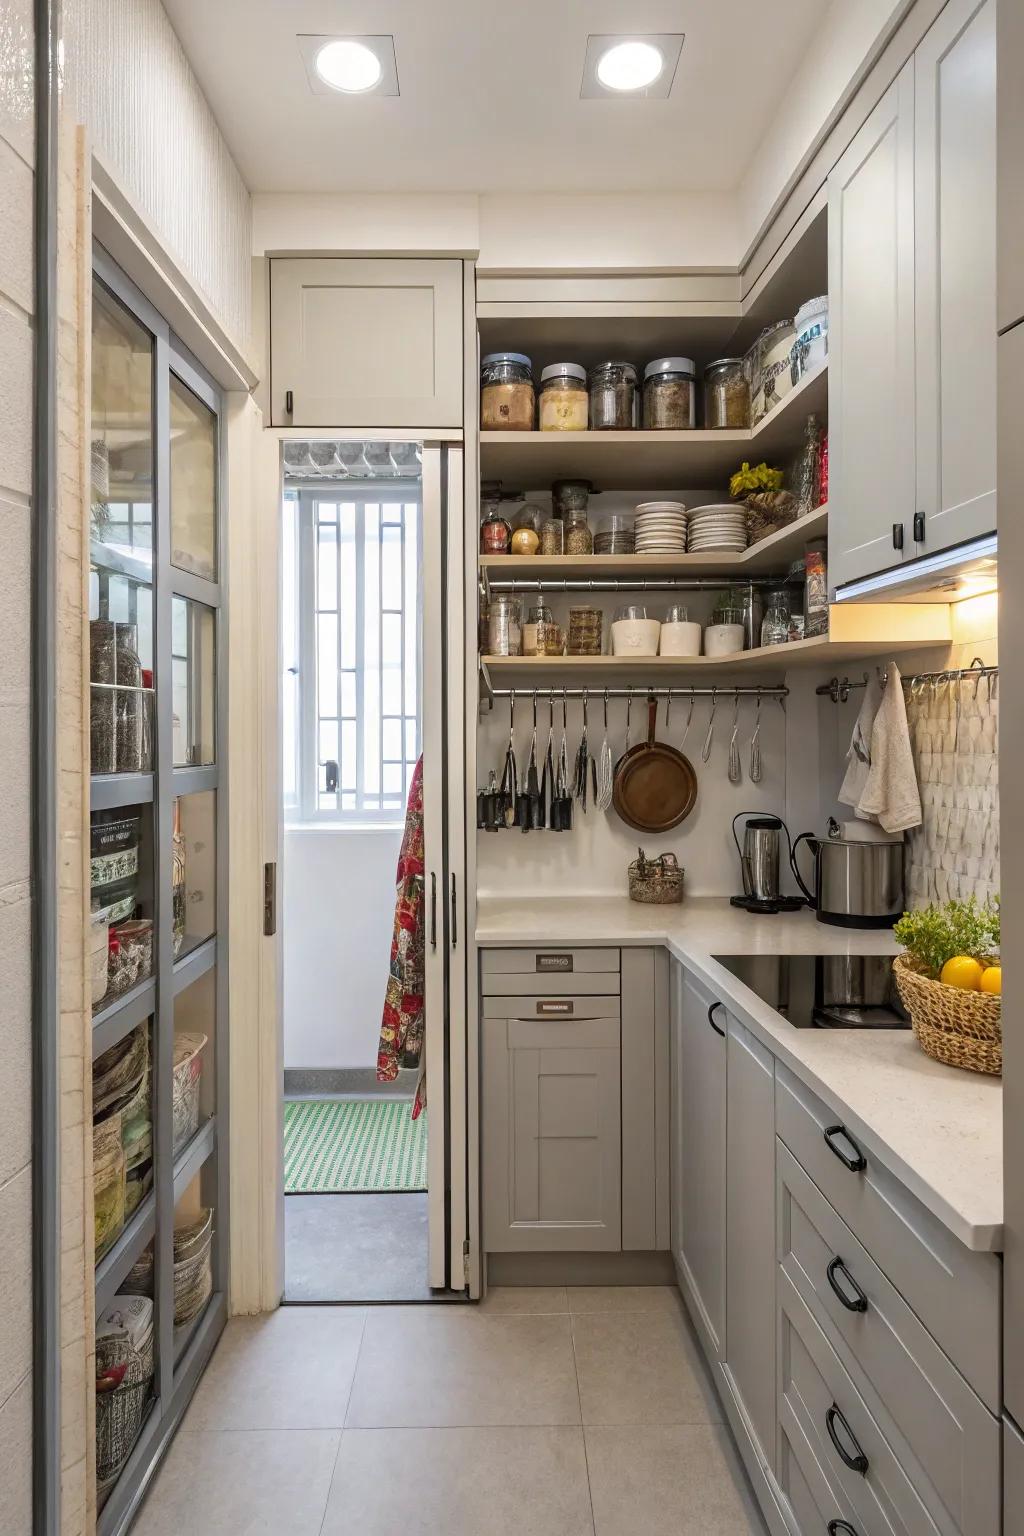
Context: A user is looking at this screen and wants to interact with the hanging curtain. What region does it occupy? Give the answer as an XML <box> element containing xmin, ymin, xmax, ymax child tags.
<box><xmin>377</xmin><ymin>756</ymin><xmax>427</xmax><ymax>1117</ymax></box>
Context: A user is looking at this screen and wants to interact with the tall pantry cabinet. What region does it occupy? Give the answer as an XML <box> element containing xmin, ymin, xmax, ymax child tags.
<box><xmin>829</xmin><ymin>0</ymin><xmax>997</xmax><ymax>592</ymax></box>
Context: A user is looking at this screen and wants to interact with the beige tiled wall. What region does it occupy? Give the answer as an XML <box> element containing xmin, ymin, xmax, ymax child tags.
<box><xmin>0</xmin><ymin>2</ymin><xmax>34</xmax><ymax>1532</ymax></box>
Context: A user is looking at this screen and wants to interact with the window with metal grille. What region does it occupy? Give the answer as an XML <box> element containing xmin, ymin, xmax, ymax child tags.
<box><xmin>284</xmin><ymin>487</ymin><xmax>422</xmax><ymax>823</ymax></box>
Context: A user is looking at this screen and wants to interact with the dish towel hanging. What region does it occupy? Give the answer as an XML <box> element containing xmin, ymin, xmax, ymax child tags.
<box><xmin>838</xmin><ymin>672</ymin><xmax>882</xmax><ymax>810</ymax></box>
<box><xmin>856</xmin><ymin>664</ymin><xmax>923</xmax><ymax>834</ymax></box>
<box><xmin>377</xmin><ymin>756</ymin><xmax>427</xmax><ymax>1118</ymax></box>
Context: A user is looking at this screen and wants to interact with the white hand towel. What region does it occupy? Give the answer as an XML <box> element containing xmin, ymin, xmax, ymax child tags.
<box><xmin>857</xmin><ymin>664</ymin><xmax>922</xmax><ymax>833</ymax></box>
<box><xmin>838</xmin><ymin>673</ymin><xmax>882</xmax><ymax>809</ymax></box>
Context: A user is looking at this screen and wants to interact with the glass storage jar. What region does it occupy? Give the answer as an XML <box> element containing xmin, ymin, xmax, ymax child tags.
<box><xmin>486</xmin><ymin>594</ymin><xmax>523</xmax><ymax>656</ymax></box>
<box><xmin>643</xmin><ymin>357</ymin><xmax>696</xmax><ymax>429</ymax></box>
<box><xmin>539</xmin><ymin>364</ymin><xmax>588</xmax><ymax>431</ymax></box>
<box><xmin>480</xmin><ymin>497</ymin><xmax>511</xmax><ymax>555</ymax></box>
<box><xmin>589</xmin><ymin>361</ymin><xmax>638</xmax><ymax>430</ymax></box>
<box><xmin>567</xmin><ymin>606</ymin><xmax>602</xmax><ymax>656</ymax></box>
<box><xmin>522</xmin><ymin>603</ymin><xmax>555</xmax><ymax>657</ymax></box>
<box><xmin>551</xmin><ymin>479</ymin><xmax>591</xmax><ymax>518</ymax></box>
<box><xmin>703</xmin><ymin>358</ymin><xmax>750</xmax><ymax>429</ymax></box>
<box><xmin>539</xmin><ymin>518</ymin><xmax>564</xmax><ymax>555</ymax></box>
<box><xmin>751</xmin><ymin>320</ymin><xmax>796</xmax><ymax>423</ymax></box>
<box><xmin>565</xmin><ymin>510</ymin><xmax>593</xmax><ymax>556</ymax></box>
<box><xmin>480</xmin><ymin>352</ymin><xmax>534</xmax><ymax>432</ymax></box>
<box><xmin>760</xmin><ymin>589</ymin><xmax>793</xmax><ymax>647</ymax></box>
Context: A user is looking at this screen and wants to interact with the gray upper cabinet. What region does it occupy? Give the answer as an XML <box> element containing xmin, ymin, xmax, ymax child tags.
<box><xmin>269</xmin><ymin>257</ymin><xmax>464</xmax><ymax>428</ymax></box>
<box><xmin>913</xmin><ymin>0</ymin><xmax>997</xmax><ymax>558</ymax></box>
<box><xmin>671</xmin><ymin>967</ymin><xmax>727</xmax><ymax>1358</ymax></box>
<box><xmin>828</xmin><ymin>63</ymin><xmax>917</xmax><ymax>590</ymax></box>
<box><xmin>724</xmin><ymin>1015</ymin><xmax>777</xmax><ymax>1478</ymax></box>
<box><xmin>998</xmin><ymin>0</ymin><xmax>1024</xmax><ymax>331</ymax></box>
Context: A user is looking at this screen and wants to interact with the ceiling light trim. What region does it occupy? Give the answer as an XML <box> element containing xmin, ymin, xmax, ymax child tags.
<box><xmin>297</xmin><ymin>34</ymin><xmax>400</xmax><ymax>98</ymax></box>
<box><xmin>581</xmin><ymin>33</ymin><xmax>684</xmax><ymax>99</ymax></box>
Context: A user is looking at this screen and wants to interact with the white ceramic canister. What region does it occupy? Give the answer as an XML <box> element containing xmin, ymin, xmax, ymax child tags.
<box><xmin>659</xmin><ymin>621</ymin><xmax>702</xmax><ymax>657</ymax></box>
<box><xmin>611</xmin><ymin>618</ymin><xmax>662</xmax><ymax>657</ymax></box>
<box><xmin>791</xmin><ymin>296</ymin><xmax>829</xmax><ymax>384</ymax></box>
<box><xmin>752</xmin><ymin>319</ymin><xmax>796</xmax><ymax>423</ymax></box>
<box><xmin>703</xmin><ymin>622</ymin><xmax>746</xmax><ymax>658</ymax></box>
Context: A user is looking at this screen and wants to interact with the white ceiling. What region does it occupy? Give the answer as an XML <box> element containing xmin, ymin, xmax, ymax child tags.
<box><xmin>162</xmin><ymin>0</ymin><xmax>830</xmax><ymax>195</ymax></box>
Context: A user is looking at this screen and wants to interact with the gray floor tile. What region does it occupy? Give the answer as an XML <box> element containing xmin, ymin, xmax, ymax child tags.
<box><xmin>572</xmin><ymin>1306</ymin><xmax>723</xmax><ymax>1426</ymax></box>
<box><xmin>567</xmin><ymin>1285</ymin><xmax>682</xmax><ymax>1315</ymax></box>
<box><xmin>285</xmin><ymin>1191</ymin><xmax>430</xmax><ymax>1302</ymax></box>
<box><xmin>478</xmin><ymin>1286</ymin><xmax>568</xmax><ymax>1313</ymax></box>
<box><xmin>131</xmin><ymin>1428</ymin><xmax>340</xmax><ymax>1536</ymax></box>
<box><xmin>321</xmin><ymin>1426</ymin><xmax>594</xmax><ymax>1535</ymax></box>
<box><xmin>585</xmin><ymin>1425</ymin><xmax>767</xmax><ymax>1535</ymax></box>
<box><xmin>182</xmin><ymin>1306</ymin><xmax>366</xmax><ymax>1430</ymax></box>
<box><xmin>346</xmin><ymin>1308</ymin><xmax>581</xmax><ymax>1427</ymax></box>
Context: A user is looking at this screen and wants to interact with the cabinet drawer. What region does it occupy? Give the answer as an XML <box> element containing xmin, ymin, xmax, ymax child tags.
<box><xmin>780</xmin><ymin>1410</ymin><xmax>859</xmax><ymax>1536</ymax></box>
<box><xmin>780</xmin><ymin>1275</ymin><xmax>942</xmax><ymax>1536</ymax></box>
<box><xmin>779</xmin><ymin>1141</ymin><xmax>999</xmax><ymax>1536</ymax></box>
<box><xmin>776</xmin><ymin>1065</ymin><xmax>1000</xmax><ymax>1409</ymax></box>
<box><xmin>482</xmin><ymin>948</ymin><xmax>620</xmax><ymax>996</ymax></box>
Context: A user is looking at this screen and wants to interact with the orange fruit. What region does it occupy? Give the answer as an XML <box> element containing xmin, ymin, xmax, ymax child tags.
<box><xmin>940</xmin><ymin>956</ymin><xmax>984</xmax><ymax>990</ymax></box>
<box><xmin>980</xmin><ymin>966</ymin><xmax>1001</xmax><ymax>995</ymax></box>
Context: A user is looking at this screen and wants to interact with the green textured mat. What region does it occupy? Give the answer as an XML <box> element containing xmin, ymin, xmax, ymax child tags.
<box><xmin>284</xmin><ymin>1099</ymin><xmax>427</xmax><ymax>1193</ymax></box>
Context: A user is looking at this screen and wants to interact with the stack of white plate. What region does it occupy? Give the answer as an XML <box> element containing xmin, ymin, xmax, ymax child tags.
<box><xmin>686</xmin><ymin>503</ymin><xmax>748</xmax><ymax>553</ymax></box>
<box><xmin>634</xmin><ymin>501</ymin><xmax>688</xmax><ymax>554</ymax></box>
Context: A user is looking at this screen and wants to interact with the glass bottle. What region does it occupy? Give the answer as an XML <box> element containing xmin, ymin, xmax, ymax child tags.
<box><xmin>760</xmin><ymin>589</ymin><xmax>793</xmax><ymax>647</ymax></box>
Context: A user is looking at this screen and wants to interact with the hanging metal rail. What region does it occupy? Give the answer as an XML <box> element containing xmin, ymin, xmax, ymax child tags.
<box><xmin>481</xmin><ymin>680</ymin><xmax>789</xmax><ymax>710</ymax></box>
<box><xmin>816</xmin><ymin>656</ymin><xmax>998</xmax><ymax>702</ymax></box>
<box><xmin>485</xmin><ymin>574</ymin><xmax>797</xmax><ymax>596</ymax></box>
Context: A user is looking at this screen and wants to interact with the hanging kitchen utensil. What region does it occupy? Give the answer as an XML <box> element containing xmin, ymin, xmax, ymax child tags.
<box><xmin>543</xmin><ymin>694</ymin><xmax>556</xmax><ymax>830</ymax></box>
<box><xmin>552</xmin><ymin>689</ymin><xmax>573</xmax><ymax>831</ymax></box>
<box><xmin>477</xmin><ymin>769</ymin><xmax>501</xmax><ymax>831</ymax></box>
<box><xmin>595</xmin><ymin>689</ymin><xmax>614</xmax><ymax>811</ymax></box>
<box><xmin>524</xmin><ymin>690</ymin><xmax>544</xmax><ymax>831</ymax></box>
<box><xmin>749</xmin><ymin>691</ymin><xmax>763</xmax><ymax>783</ymax></box>
<box><xmin>612</xmin><ymin>693</ymin><xmax>698</xmax><ymax>833</ymax></box>
<box><xmin>499</xmin><ymin>690</ymin><xmax>519</xmax><ymax>827</ymax></box>
<box><xmin>679</xmin><ymin>689</ymin><xmax>695</xmax><ymax>753</ymax></box>
<box><xmin>728</xmin><ymin>694</ymin><xmax>742</xmax><ymax>784</ymax></box>
<box><xmin>573</xmin><ymin>689</ymin><xmax>591</xmax><ymax>810</ymax></box>
<box><xmin>702</xmin><ymin>687</ymin><xmax>718</xmax><ymax>765</ymax></box>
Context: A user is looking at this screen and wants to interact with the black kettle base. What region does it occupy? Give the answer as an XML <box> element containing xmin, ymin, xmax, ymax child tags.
<box><xmin>730</xmin><ymin>894</ymin><xmax>807</xmax><ymax>915</ymax></box>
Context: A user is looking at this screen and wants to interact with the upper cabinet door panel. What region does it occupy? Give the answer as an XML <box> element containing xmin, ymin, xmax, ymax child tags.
<box><xmin>269</xmin><ymin>258</ymin><xmax>464</xmax><ymax>429</ymax></box>
<box><xmin>998</xmin><ymin>0</ymin><xmax>1024</xmax><ymax>331</ymax></box>
<box><xmin>827</xmin><ymin>64</ymin><xmax>916</xmax><ymax>590</ymax></box>
<box><xmin>914</xmin><ymin>0</ymin><xmax>996</xmax><ymax>553</ymax></box>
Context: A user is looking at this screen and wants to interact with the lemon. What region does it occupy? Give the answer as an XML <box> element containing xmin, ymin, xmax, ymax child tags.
<box><xmin>980</xmin><ymin>966</ymin><xmax>1002</xmax><ymax>995</ymax></box>
<box><xmin>940</xmin><ymin>955</ymin><xmax>984</xmax><ymax>990</ymax></box>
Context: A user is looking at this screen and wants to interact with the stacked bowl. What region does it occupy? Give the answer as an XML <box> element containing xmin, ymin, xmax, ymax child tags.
<box><xmin>634</xmin><ymin>501</ymin><xmax>688</xmax><ymax>555</ymax></box>
<box><xmin>686</xmin><ymin>503</ymin><xmax>748</xmax><ymax>553</ymax></box>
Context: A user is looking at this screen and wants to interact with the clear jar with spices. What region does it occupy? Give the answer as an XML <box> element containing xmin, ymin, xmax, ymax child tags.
<box><xmin>539</xmin><ymin>518</ymin><xmax>564</xmax><ymax>556</ymax></box>
<box><xmin>589</xmin><ymin>361</ymin><xmax>638</xmax><ymax>430</ymax></box>
<box><xmin>539</xmin><ymin>364</ymin><xmax>588</xmax><ymax>431</ymax></box>
<box><xmin>480</xmin><ymin>353</ymin><xmax>534</xmax><ymax>432</ymax></box>
<box><xmin>565</xmin><ymin>510</ymin><xmax>593</xmax><ymax>556</ymax></box>
<box><xmin>567</xmin><ymin>606</ymin><xmax>602</xmax><ymax>656</ymax></box>
<box><xmin>643</xmin><ymin>358</ymin><xmax>696</xmax><ymax>430</ymax></box>
<box><xmin>703</xmin><ymin>358</ymin><xmax>750</xmax><ymax>429</ymax></box>
<box><xmin>486</xmin><ymin>594</ymin><xmax>524</xmax><ymax>657</ymax></box>
<box><xmin>522</xmin><ymin>603</ymin><xmax>555</xmax><ymax>657</ymax></box>
<box><xmin>480</xmin><ymin>487</ymin><xmax>512</xmax><ymax>555</ymax></box>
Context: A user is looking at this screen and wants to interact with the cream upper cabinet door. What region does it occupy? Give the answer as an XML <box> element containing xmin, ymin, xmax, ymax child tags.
<box><xmin>998</xmin><ymin>0</ymin><xmax>1024</xmax><ymax>332</ymax></box>
<box><xmin>269</xmin><ymin>258</ymin><xmax>464</xmax><ymax>428</ymax></box>
<box><xmin>914</xmin><ymin>0</ymin><xmax>996</xmax><ymax>557</ymax></box>
<box><xmin>828</xmin><ymin>63</ymin><xmax>916</xmax><ymax>592</ymax></box>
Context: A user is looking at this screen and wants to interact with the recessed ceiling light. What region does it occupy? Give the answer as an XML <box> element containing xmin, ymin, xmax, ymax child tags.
<box><xmin>315</xmin><ymin>39</ymin><xmax>382</xmax><ymax>93</ymax></box>
<box><xmin>596</xmin><ymin>40</ymin><xmax>664</xmax><ymax>92</ymax></box>
<box><xmin>581</xmin><ymin>34</ymin><xmax>684</xmax><ymax>99</ymax></box>
<box><xmin>297</xmin><ymin>35</ymin><xmax>400</xmax><ymax>97</ymax></box>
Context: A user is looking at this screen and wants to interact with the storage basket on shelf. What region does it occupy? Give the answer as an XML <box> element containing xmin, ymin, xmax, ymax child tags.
<box><xmin>93</xmin><ymin>1024</ymin><xmax>149</xmax><ymax>1114</ymax></box>
<box><xmin>93</xmin><ymin>1117</ymin><xmax>126</xmax><ymax>1262</ymax></box>
<box><xmin>120</xmin><ymin>1242</ymin><xmax>154</xmax><ymax>1299</ymax></box>
<box><xmin>892</xmin><ymin>953</ymin><xmax>1002</xmax><ymax>1076</ymax></box>
<box><xmin>96</xmin><ymin>1295</ymin><xmax>155</xmax><ymax>1503</ymax></box>
<box><xmin>172</xmin><ymin>1032</ymin><xmax>208</xmax><ymax>1156</ymax></box>
<box><xmin>173</xmin><ymin>1208</ymin><xmax>214</xmax><ymax>1326</ymax></box>
<box><xmin>627</xmin><ymin>849</ymin><xmax>684</xmax><ymax>905</ymax></box>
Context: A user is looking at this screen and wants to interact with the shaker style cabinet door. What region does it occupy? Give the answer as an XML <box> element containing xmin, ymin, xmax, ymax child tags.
<box><xmin>673</xmin><ymin>970</ymin><xmax>727</xmax><ymax>1359</ymax></box>
<box><xmin>482</xmin><ymin>1009</ymin><xmax>621</xmax><ymax>1253</ymax></box>
<box><xmin>269</xmin><ymin>258</ymin><xmax>464</xmax><ymax>428</ymax></box>
<box><xmin>913</xmin><ymin>0</ymin><xmax>996</xmax><ymax>556</ymax></box>
<box><xmin>828</xmin><ymin>63</ymin><xmax>916</xmax><ymax>591</ymax></box>
<box><xmin>997</xmin><ymin>0</ymin><xmax>1024</xmax><ymax>332</ymax></box>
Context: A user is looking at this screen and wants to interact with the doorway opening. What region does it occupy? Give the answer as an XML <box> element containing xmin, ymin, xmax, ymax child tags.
<box><xmin>280</xmin><ymin>439</ymin><xmax>435</xmax><ymax>1303</ymax></box>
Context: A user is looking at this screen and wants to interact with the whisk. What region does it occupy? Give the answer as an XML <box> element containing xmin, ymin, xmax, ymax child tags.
<box><xmin>595</xmin><ymin>689</ymin><xmax>614</xmax><ymax>810</ymax></box>
<box><xmin>749</xmin><ymin>692</ymin><xmax>763</xmax><ymax>783</ymax></box>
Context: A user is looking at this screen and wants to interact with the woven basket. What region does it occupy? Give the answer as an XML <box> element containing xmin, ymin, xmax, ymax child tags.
<box><xmin>628</xmin><ymin>853</ymin><xmax>684</xmax><ymax>905</ymax></box>
<box><xmin>892</xmin><ymin>953</ymin><xmax>1002</xmax><ymax>1076</ymax></box>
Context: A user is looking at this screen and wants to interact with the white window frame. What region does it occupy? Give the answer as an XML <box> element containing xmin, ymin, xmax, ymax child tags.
<box><xmin>287</xmin><ymin>482</ymin><xmax>423</xmax><ymax>826</ymax></box>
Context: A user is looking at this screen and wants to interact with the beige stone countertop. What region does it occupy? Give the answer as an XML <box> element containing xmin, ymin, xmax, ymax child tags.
<box><xmin>475</xmin><ymin>896</ymin><xmax>1003</xmax><ymax>1252</ymax></box>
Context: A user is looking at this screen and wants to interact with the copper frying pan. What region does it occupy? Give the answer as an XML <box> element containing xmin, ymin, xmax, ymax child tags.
<box><xmin>612</xmin><ymin>694</ymin><xmax>698</xmax><ymax>832</ymax></box>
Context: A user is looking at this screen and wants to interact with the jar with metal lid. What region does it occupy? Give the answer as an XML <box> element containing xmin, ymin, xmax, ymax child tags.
<box><xmin>589</xmin><ymin>361</ymin><xmax>638</xmax><ymax>430</ymax></box>
<box><xmin>481</xmin><ymin>353</ymin><xmax>534</xmax><ymax>432</ymax></box>
<box><xmin>760</xmin><ymin>589</ymin><xmax>792</xmax><ymax>647</ymax></box>
<box><xmin>479</xmin><ymin>495</ymin><xmax>512</xmax><ymax>555</ymax></box>
<box><xmin>703</xmin><ymin>358</ymin><xmax>750</xmax><ymax>429</ymax></box>
<box><xmin>567</xmin><ymin>606</ymin><xmax>602</xmax><ymax>656</ymax></box>
<box><xmin>522</xmin><ymin>603</ymin><xmax>555</xmax><ymax>657</ymax></box>
<box><xmin>643</xmin><ymin>358</ymin><xmax>696</xmax><ymax>430</ymax></box>
<box><xmin>565</xmin><ymin>510</ymin><xmax>593</xmax><ymax>556</ymax></box>
<box><xmin>539</xmin><ymin>364</ymin><xmax>588</xmax><ymax>432</ymax></box>
<box><xmin>486</xmin><ymin>594</ymin><xmax>523</xmax><ymax>656</ymax></box>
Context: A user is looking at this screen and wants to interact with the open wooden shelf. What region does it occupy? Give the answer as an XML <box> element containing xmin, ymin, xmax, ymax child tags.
<box><xmin>481</xmin><ymin>506</ymin><xmax>828</xmax><ymax>582</ymax></box>
<box><xmin>478</xmin><ymin>365</ymin><xmax>827</xmax><ymax>490</ymax></box>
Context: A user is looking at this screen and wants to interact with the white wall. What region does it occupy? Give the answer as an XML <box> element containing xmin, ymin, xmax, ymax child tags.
<box><xmin>283</xmin><ymin>827</ymin><xmax>402</xmax><ymax>1070</ymax></box>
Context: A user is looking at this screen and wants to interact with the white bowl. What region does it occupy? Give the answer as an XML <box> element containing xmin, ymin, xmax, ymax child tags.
<box><xmin>703</xmin><ymin>623</ymin><xmax>746</xmax><ymax>657</ymax></box>
<box><xmin>659</xmin><ymin>621</ymin><xmax>702</xmax><ymax>657</ymax></box>
<box><xmin>611</xmin><ymin>618</ymin><xmax>662</xmax><ymax>657</ymax></box>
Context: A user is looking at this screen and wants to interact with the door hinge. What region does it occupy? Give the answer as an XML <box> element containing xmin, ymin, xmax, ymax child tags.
<box><xmin>263</xmin><ymin>861</ymin><xmax>277</xmax><ymax>937</ymax></box>
<box><xmin>913</xmin><ymin>510</ymin><xmax>926</xmax><ymax>543</ymax></box>
<box><xmin>462</xmin><ymin>1238</ymin><xmax>471</xmax><ymax>1284</ymax></box>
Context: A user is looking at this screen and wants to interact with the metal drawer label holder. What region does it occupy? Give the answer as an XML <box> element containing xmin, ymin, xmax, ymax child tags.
<box><xmin>536</xmin><ymin>999</ymin><xmax>574</xmax><ymax>1015</ymax></box>
<box><xmin>536</xmin><ymin>954</ymin><xmax>573</xmax><ymax>973</ymax></box>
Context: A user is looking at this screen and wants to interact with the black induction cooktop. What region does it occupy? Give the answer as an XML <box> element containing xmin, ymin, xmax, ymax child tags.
<box><xmin>712</xmin><ymin>953</ymin><xmax>909</xmax><ymax>1030</ymax></box>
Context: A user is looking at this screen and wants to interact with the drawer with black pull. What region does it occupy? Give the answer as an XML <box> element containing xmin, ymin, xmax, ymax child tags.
<box><xmin>775</xmin><ymin>1064</ymin><xmax>1000</xmax><ymax>1409</ymax></box>
<box><xmin>481</xmin><ymin>947</ymin><xmax>620</xmax><ymax>996</ymax></box>
<box><xmin>778</xmin><ymin>1140</ymin><xmax>999</xmax><ymax>1536</ymax></box>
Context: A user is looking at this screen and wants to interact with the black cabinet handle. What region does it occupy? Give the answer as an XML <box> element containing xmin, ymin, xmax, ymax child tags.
<box><xmin>825</xmin><ymin>1404</ymin><xmax>869</xmax><ymax>1474</ymax></box>
<box><xmin>827</xmin><ymin>1256</ymin><xmax>868</xmax><ymax>1313</ymax></box>
<box><xmin>913</xmin><ymin>510</ymin><xmax>926</xmax><ymax>543</ymax></box>
<box><xmin>892</xmin><ymin>522</ymin><xmax>904</xmax><ymax>550</ymax></box>
<box><xmin>430</xmin><ymin>872</ymin><xmax>437</xmax><ymax>950</ymax></box>
<box><xmin>823</xmin><ymin>1124</ymin><xmax>867</xmax><ymax>1172</ymax></box>
<box><xmin>451</xmin><ymin>873</ymin><xmax>458</xmax><ymax>950</ymax></box>
<box><xmin>707</xmin><ymin>1001</ymin><xmax>726</xmax><ymax>1037</ymax></box>
<box><xmin>285</xmin><ymin>388</ymin><xmax>294</xmax><ymax>415</ymax></box>
<box><xmin>828</xmin><ymin>1523</ymin><xmax>860</xmax><ymax>1535</ymax></box>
